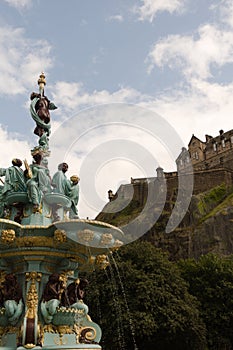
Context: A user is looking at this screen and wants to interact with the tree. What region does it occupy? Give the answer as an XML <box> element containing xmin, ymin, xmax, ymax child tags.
<box><xmin>86</xmin><ymin>241</ymin><xmax>206</xmax><ymax>350</ymax></box>
<box><xmin>179</xmin><ymin>254</ymin><xmax>233</xmax><ymax>349</ymax></box>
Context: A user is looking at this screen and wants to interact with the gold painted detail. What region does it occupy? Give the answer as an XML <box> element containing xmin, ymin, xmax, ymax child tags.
<box><xmin>82</xmin><ymin>326</ymin><xmax>97</xmax><ymax>341</ymax></box>
<box><xmin>43</xmin><ymin>323</ymin><xmax>97</xmax><ymax>345</ymax></box>
<box><xmin>111</xmin><ymin>239</ymin><xmax>124</xmax><ymax>251</ymax></box>
<box><xmin>24</xmin><ymin>159</ymin><xmax>32</xmax><ymax>179</ymax></box>
<box><xmin>0</xmin><ymin>250</ymin><xmax>81</xmax><ymax>259</ymax></box>
<box><xmin>57</xmin><ymin>325</ymin><xmax>73</xmax><ymax>335</ymax></box>
<box><xmin>54</xmin><ymin>229</ymin><xmax>67</xmax><ymax>243</ymax></box>
<box><xmin>38</xmin><ymin>72</ymin><xmax>46</xmax><ymax>89</ymax></box>
<box><xmin>77</xmin><ymin>229</ymin><xmax>94</xmax><ymax>242</ymax></box>
<box><xmin>33</xmin><ymin>202</ymin><xmax>43</xmax><ymax>214</ymax></box>
<box><xmin>95</xmin><ymin>255</ymin><xmax>109</xmax><ymax>270</ymax></box>
<box><xmin>0</xmin><ymin>272</ymin><xmax>6</xmax><ymax>286</ymax></box>
<box><xmin>1</xmin><ymin>229</ymin><xmax>15</xmax><ymax>243</ymax></box>
<box><xmin>54</xmin><ymin>334</ymin><xmax>68</xmax><ymax>346</ymax></box>
<box><xmin>16</xmin><ymin>236</ymin><xmax>54</xmax><ymax>248</ymax></box>
<box><xmin>24</xmin><ymin>344</ymin><xmax>36</xmax><ymax>349</ymax></box>
<box><xmin>57</xmin><ymin>307</ymin><xmax>85</xmax><ymax>315</ymax></box>
<box><xmin>58</xmin><ymin>272</ymin><xmax>70</xmax><ymax>301</ymax></box>
<box><xmin>100</xmin><ymin>233</ymin><xmax>113</xmax><ymax>246</ymax></box>
<box><xmin>25</xmin><ymin>272</ymin><xmax>41</xmax><ymax>319</ymax></box>
<box><xmin>44</xmin><ymin>324</ymin><xmax>56</xmax><ymax>333</ymax></box>
<box><xmin>74</xmin><ymin>325</ymin><xmax>97</xmax><ymax>344</ymax></box>
<box><xmin>88</xmin><ymin>256</ymin><xmax>96</xmax><ymax>265</ymax></box>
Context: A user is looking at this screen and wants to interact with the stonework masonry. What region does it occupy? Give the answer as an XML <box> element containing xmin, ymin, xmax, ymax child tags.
<box><xmin>106</xmin><ymin>129</ymin><xmax>233</xmax><ymax>206</ymax></box>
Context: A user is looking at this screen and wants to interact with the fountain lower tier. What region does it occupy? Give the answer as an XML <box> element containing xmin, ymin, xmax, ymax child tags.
<box><xmin>0</xmin><ymin>215</ymin><xmax>124</xmax><ymax>350</ymax></box>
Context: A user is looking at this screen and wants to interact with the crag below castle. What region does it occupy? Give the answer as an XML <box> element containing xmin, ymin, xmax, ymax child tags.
<box><xmin>96</xmin><ymin>129</ymin><xmax>233</xmax><ymax>260</ymax></box>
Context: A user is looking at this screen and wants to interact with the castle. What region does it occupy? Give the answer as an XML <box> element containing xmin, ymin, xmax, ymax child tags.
<box><xmin>105</xmin><ymin>129</ymin><xmax>233</xmax><ymax>207</ymax></box>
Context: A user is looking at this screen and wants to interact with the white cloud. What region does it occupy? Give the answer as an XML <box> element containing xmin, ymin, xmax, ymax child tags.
<box><xmin>49</xmin><ymin>102</ymin><xmax>178</xmax><ymax>219</ymax></box>
<box><xmin>140</xmin><ymin>78</ymin><xmax>233</xmax><ymax>147</ymax></box>
<box><xmin>213</xmin><ymin>0</ymin><xmax>233</xmax><ymax>28</ymax></box>
<box><xmin>106</xmin><ymin>15</ymin><xmax>124</xmax><ymax>22</ymax></box>
<box><xmin>0</xmin><ymin>126</ymin><xmax>31</xmax><ymax>168</ymax></box>
<box><xmin>147</xmin><ymin>24</ymin><xmax>233</xmax><ymax>79</ymax></box>
<box><xmin>135</xmin><ymin>0</ymin><xmax>186</xmax><ymax>22</ymax></box>
<box><xmin>4</xmin><ymin>0</ymin><xmax>32</xmax><ymax>10</ymax></box>
<box><xmin>51</xmin><ymin>81</ymin><xmax>148</xmax><ymax>115</ymax></box>
<box><xmin>0</xmin><ymin>26</ymin><xmax>53</xmax><ymax>95</ymax></box>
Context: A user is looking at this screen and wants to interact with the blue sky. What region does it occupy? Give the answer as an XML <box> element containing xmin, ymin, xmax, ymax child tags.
<box><xmin>1</xmin><ymin>0</ymin><xmax>233</xmax><ymax>218</ymax></box>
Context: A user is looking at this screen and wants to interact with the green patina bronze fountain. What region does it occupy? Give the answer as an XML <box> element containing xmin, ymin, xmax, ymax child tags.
<box><xmin>0</xmin><ymin>73</ymin><xmax>124</xmax><ymax>350</ymax></box>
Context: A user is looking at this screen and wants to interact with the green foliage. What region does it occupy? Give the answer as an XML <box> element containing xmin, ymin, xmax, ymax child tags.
<box><xmin>178</xmin><ymin>254</ymin><xmax>233</xmax><ymax>349</ymax></box>
<box><xmin>197</xmin><ymin>183</ymin><xmax>227</xmax><ymax>217</ymax></box>
<box><xmin>86</xmin><ymin>242</ymin><xmax>206</xmax><ymax>350</ymax></box>
<box><xmin>109</xmin><ymin>199</ymin><xmax>142</xmax><ymax>226</ymax></box>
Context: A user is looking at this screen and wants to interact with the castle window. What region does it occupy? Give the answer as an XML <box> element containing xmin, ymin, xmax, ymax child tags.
<box><xmin>231</xmin><ymin>136</ymin><xmax>233</xmax><ymax>143</ymax></box>
<box><xmin>192</xmin><ymin>152</ymin><xmax>198</xmax><ymax>160</ymax></box>
<box><xmin>213</xmin><ymin>143</ymin><xmax>217</xmax><ymax>151</ymax></box>
<box><xmin>222</xmin><ymin>139</ymin><xmax>225</xmax><ymax>148</ymax></box>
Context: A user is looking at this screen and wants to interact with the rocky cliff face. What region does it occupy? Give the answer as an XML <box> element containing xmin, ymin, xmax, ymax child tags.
<box><xmin>96</xmin><ymin>183</ymin><xmax>233</xmax><ymax>260</ymax></box>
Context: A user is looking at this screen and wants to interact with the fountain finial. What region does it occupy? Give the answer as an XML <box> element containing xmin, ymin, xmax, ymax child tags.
<box><xmin>38</xmin><ymin>72</ymin><xmax>46</xmax><ymax>96</ymax></box>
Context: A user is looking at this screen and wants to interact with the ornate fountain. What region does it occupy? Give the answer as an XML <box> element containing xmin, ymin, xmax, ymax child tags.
<box><xmin>0</xmin><ymin>73</ymin><xmax>124</xmax><ymax>350</ymax></box>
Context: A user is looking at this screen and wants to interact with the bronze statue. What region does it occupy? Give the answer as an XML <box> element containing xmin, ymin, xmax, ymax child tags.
<box><xmin>0</xmin><ymin>274</ymin><xmax>24</xmax><ymax>324</ymax></box>
<box><xmin>64</xmin><ymin>278</ymin><xmax>89</xmax><ymax>306</ymax></box>
<box><xmin>41</xmin><ymin>273</ymin><xmax>66</xmax><ymax>324</ymax></box>
<box><xmin>30</xmin><ymin>92</ymin><xmax>54</xmax><ymax>137</ymax></box>
<box><xmin>42</xmin><ymin>273</ymin><xmax>64</xmax><ymax>302</ymax></box>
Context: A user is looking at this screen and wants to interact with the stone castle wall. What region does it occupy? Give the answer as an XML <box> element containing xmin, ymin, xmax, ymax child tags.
<box><xmin>107</xmin><ymin>129</ymin><xmax>233</xmax><ymax>208</ymax></box>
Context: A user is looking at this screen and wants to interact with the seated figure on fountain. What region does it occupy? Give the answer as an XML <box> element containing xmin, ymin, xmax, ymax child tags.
<box><xmin>62</xmin><ymin>278</ymin><xmax>89</xmax><ymax>315</ymax></box>
<box><xmin>0</xmin><ymin>159</ymin><xmax>27</xmax><ymax>195</ymax></box>
<box><xmin>65</xmin><ymin>175</ymin><xmax>80</xmax><ymax>218</ymax></box>
<box><xmin>52</xmin><ymin>162</ymin><xmax>69</xmax><ymax>194</ymax></box>
<box><xmin>0</xmin><ymin>273</ymin><xmax>24</xmax><ymax>325</ymax></box>
<box><xmin>52</xmin><ymin>166</ymin><xmax>80</xmax><ymax>219</ymax></box>
<box><xmin>26</xmin><ymin>153</ymin><xmax>52</xmax><ymax>211</ymax></box>
<box><xmin>0</xmin><ymin>159</ymin><xmax>27</xmax><ymax>217</ymax></box>
<box><xmin>41</xmin><ymin>273</ymin><xmax>66</xmax><ymax>324</ymax></box>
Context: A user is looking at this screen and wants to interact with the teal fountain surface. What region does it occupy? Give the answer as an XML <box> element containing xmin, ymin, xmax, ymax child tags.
<box><xmin>0</xmin><ymin>74</ymin><xmax>124</xmax><ymax>350</ymax></box>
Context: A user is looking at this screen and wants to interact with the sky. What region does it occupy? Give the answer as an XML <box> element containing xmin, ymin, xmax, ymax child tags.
<box><xmin>0</xmin><ymin>0</ymin><xmax>233</xmax><ymax>218</ymax></box>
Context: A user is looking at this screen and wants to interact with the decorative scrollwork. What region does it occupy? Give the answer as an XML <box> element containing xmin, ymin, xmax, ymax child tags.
<box><xmin>79</xmin><ymin>326</ymin><xmax>97</xmax><ymax>343</ymax></box>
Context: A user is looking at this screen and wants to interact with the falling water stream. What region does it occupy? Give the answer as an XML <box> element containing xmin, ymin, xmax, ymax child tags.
<box><xmin>105</xmin><ymin>263</ymin><xmax>126</xmax><ymax>350</ymax></box>
<box><xmin>109</xmin><ymin>251</ymin><xmax>138</xmax><ymax>350</ymax></box>
<box><xmin>86</xmin><ymin>245</ymin><xmax>138</xmax><ymax>349</ymax></box>
<box><xmin>86</xmin><ymin>245</ymin><xmax>125</xmax><ymax>349</ymax></box>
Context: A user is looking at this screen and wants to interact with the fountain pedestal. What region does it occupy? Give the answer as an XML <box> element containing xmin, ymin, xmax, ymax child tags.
<box><xmin>0</xmin><ymin>203</ymin><xmax>123</xmax><ymax>350</ymax></box>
